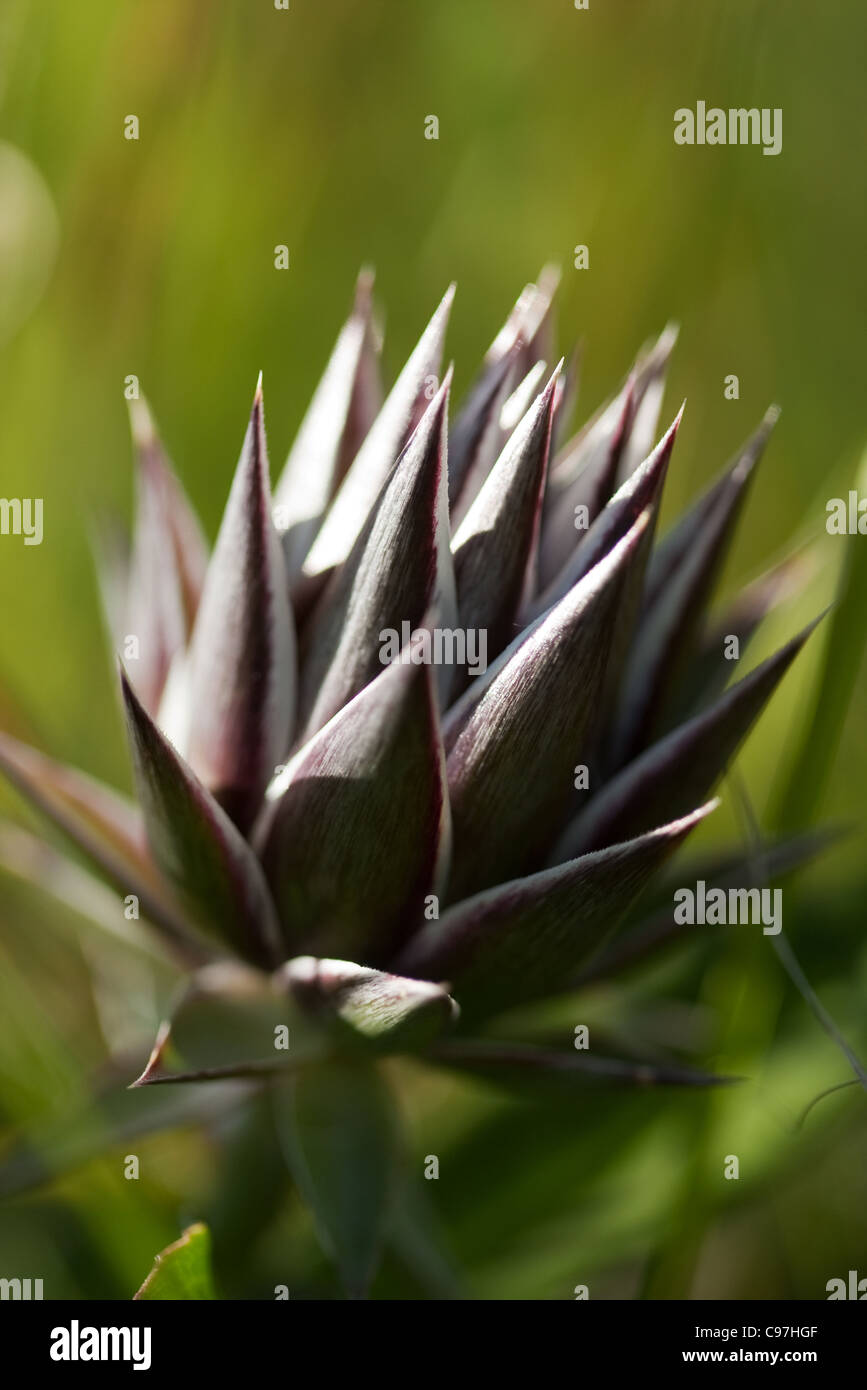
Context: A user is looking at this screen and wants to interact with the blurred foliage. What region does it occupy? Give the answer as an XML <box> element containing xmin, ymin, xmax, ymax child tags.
<box><xmin>0</xmin><ymin>0</ymin><xmax>865</xmax><ymax>1299</ymax></box>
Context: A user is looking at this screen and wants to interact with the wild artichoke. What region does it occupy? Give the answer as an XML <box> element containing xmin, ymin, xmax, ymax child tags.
<box><xmin>0</xmin><ymin>271</ymin><xmax>821</xmax><ymax>1296</ymax></box>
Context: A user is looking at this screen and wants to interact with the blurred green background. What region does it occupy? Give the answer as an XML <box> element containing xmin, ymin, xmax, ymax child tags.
<box><xmin>0</xmin><ymin>0</ymin><xmax>865</xmax><ymax>1299</ymax></box>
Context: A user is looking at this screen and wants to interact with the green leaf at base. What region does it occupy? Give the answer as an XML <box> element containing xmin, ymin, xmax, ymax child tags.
<box><xmin>133</xmin><ymin>1223</ymin><xmax>216</xmax><ymax>1300</ymax></box>
<box><xmin>273</xmin><ymin>1060</ymin><xmax>401</xmax><ymax>1298</ymax></box>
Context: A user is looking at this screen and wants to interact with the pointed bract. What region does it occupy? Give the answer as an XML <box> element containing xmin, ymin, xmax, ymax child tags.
<box><xmin>577</xmin><ymin>824</ymin><xmax>845</xmax><ymax>985</ymax></box>
<box><xmin>529</xmin><ymin>407</ymin><xmax>681</xmax><ymax>620</ymax></box>
<box><xmin>0</xmin><ymin>729</ymin><xmax>193</xmax><ymax>946</ymax></box>
<box><xmin>512</xmin><ymin>264</ymin><xmax>560</xmax><ymax>378</ymax></box>
<box><xmin>125</xmin><ymin>418</ymin><xmax>188</xmax><ymax>714</ymax></box>
<box><xmin>665</xmin><ymin>550</ymin><xmax>812</xmax><ymax>725</ymax></box>
<box><xmin>499</xmin><ymin>359</ymin><xmax>548</xmax><ymax>435</ymax></box>
<box><xmin>614</xmin><ymin>323</ymin><xmax>678</xmax><ymax>484</ymax></box>
<box><xmin>428</xmin><ymin>1038</ymin><xmax>733</xmax><ymax>1097</ymax></box>
<box><xmin>398</xmin><ymin>804</ymin><xmax>716</xmax><ymax>1020</ymax></box>
<box><xmin>540</xmin><ymin>379</ymin><xmax>633</xmax><ymax>588</ymax></box>
<box><xmin>297</xmin><ymin>373</ymin><xmax>454</xmax><ymax>738</ymax></box>
<box><xmin>129</xmin><ymin>397</ymin><xmax>209</xmax><ymax>629</ymax></box>
<box><xmin>275</xmin><ymin>272</ymin><xmax>382</xmax><ymax>579</ymax></box>
<box><xmin>131</xmin><ymin>961</ymin><xmax>326</xmax><ymax>1086</ymax></box>
<box><xmin>448</xmin><ymin>344</ymin><xmax>517</xmax><ymax>519</ymax></box>
<box><xmin>303</xmin><ymin>285</ymin><xmax>454</xmax><ymax>578</ymax></box>
<box><xmin>444</xmin><ymin>513</ymin><xmax>652</xmax><ymax>900</ymax></box>
<box><xmin>120</xmin><ymin>668</ymin><xmax>282</xmax><ymax>966</ymax></box>
<box><xmin>486</xmin><ymin>267</ymin><xmax>559</xmax><ymax>377</ymax></box>
<box><xmin>185</xmin><ymin>382</ymin><xmax>296</xmax><ymax>833</ymax></box>
<box><xmin>550</xmin><ymin>341</ymin><xmax>582</xmax><ymax>451</ymax></box>
<box><xmin>555</xmin><ymin>620</ymin><xmax>817</xmax><ymax>861</ymax></box>
<box><xmin>280</xmin><ymin>956</ymin><xmax>458</xmax><ymax>1050</ymax></box>
<box><xmin>258</xmin><ymin>656</ymin><xmax>450</xmax><ymax>964</ymax></box>
<box><xmin>611</xmin><ymin>409</ymin><xmax>779</xmax><ymax>764</ymax></box>
<box><xmin>452</xmin><ymin>365</ymin><xmax>559</xmax><ymax>673</ymax></box>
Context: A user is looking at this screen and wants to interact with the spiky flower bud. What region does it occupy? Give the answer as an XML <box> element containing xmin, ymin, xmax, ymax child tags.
<box><xmin>0</xmin><ymin>273</ymin><xmax>824</xmax><ymax>1294</ymax></box>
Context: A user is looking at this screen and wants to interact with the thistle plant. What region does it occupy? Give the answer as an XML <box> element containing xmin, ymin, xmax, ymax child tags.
<box><xmin>0</xmin><ymin>272</ymin><xmax>823</xmax><ymax>1297</ymax></box>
